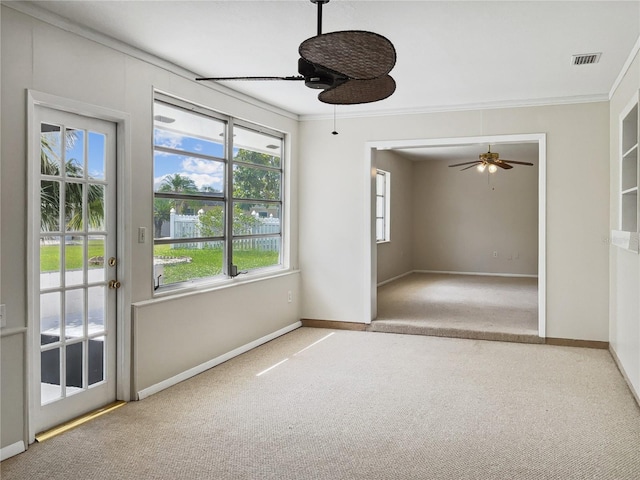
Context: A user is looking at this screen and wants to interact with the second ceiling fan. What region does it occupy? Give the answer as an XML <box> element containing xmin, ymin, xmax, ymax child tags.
<box><xmin>449</xmin><ymin>146</ymin><xmax>534</xmax><ymax>172</ymax></box>
<box><xmin>196</xmin><ymin>0</ymin><xmax>396</xmax><ymax>105</ymax></box>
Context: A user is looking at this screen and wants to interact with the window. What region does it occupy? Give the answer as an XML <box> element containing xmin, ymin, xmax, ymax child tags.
<box><xmin>153</xmin><ymin>95</ymin><xmax>285</xmax><ymax>289</ymax></box>
<box><xmin>376</xmin><ymin>169</ymin><xmax>390</xmax><ymax>242</ymax></box>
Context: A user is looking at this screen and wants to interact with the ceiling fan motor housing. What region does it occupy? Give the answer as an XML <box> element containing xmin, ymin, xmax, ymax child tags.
<box><xmin>480</xmin><ymin>152</ymin><xmax>500</xmax><ymax>162</ymax></box>
<box><xmin>298</xmin><ymin>58</ymin><xmax>343</xmax><ymax>90</ymax></box>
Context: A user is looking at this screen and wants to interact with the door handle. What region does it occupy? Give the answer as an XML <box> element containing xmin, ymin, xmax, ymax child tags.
<box><xmin>108</xmin><ymin>280</ymin><xmax>121</xmax><ymax>289</ymax></box>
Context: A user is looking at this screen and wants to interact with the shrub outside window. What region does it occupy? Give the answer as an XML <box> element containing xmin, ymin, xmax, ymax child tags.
<box><xmin>153</xmin><ymin>95</ymin><xmax>285</xmax><ymax>290</ymax></box>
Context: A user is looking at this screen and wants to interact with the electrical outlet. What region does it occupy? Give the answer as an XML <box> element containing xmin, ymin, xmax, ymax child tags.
<box><xmin>0</xmin><ymin>304</ymin><xmax>6</xmax><ymax>328</ymax></box>
<box><xmin>493</xmin><ymin>251</ymin><xmax>498</xmax><ymax>258</ymax></box>
<box><xmin>287</xmin><ymin>291</ymin><xmax>293</xmax><ymax>303</ymax></box>
<box><xmin>138</xmin><ymin>227</ymin><xmax>146</xmax><ymax>244</ymax></box>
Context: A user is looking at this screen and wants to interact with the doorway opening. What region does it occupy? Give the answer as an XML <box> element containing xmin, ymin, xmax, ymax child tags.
<box><xmin>364</xmin><ymin>134</ymin><xmax>546</xmax><ymax>341</ymax></box>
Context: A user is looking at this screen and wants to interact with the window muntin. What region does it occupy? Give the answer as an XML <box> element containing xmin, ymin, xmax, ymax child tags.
<box><xmin>153</xmin><ymin>97</ymin><xmax>285</xmax><ymax>290</ymax></box>
<box><xmin>233</xmin><ymin>125</ymin><xmax>282</xmax><ymax>167</ymax></box>
<box><xmin>376</xmin><ymin>169</ymin><xmax>390</xmax><ymax>243</ymax></box>
<box><xmin>154</xmin><ymin>102</ymin><xmax>225</xmax><ymax>158</ymax></box>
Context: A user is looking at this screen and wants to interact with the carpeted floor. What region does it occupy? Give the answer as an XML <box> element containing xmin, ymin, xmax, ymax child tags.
<box><xmin>2</xmin><ymin>327</ymin><xmax>639</xmax><ymax>479</ymax></box>
<box><xmin>372</xmin><ymin>273</ymin><xmax>541</xmax><ymax>343</ymax></box>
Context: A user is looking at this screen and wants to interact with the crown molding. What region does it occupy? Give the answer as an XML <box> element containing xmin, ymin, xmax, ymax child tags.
<box><xmin>609</xmin><ymin>34</ymin><xmax>640</xmax><ymax>100</ymax></box>
<box><xmin>2</xmin><ymin>0</ymin><xmax>300</xmax><ymax>121</ymax></box>
<box><xmin>299</xmin><ymin>94</ymin><xmax>610</xmax><ymax>121</ymax></box>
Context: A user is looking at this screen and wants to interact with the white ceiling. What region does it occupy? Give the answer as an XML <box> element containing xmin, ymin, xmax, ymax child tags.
<box><xmin>390</xmin><ymin>142</ymin><xmax>539</xmax><ymax>165</ymax></box>
<box><xmin>20</xmin><ymin>0</ymin><xmax>640</xmax><ymax>118</ymax></box>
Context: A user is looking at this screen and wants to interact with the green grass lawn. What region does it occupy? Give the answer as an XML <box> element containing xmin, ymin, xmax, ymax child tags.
<box><xmin>40</xmin><ymin>239</ymin><xmax>106</xmax><ymax>272</ymax></box>
<box><xmin>40</xmin><ymin>240</ymin><xmax>279</xmax><ymax>286</ymax></box>
<box><xmin>154</xmin><ymin>245</ymin><xmax>279</xmax><ymax>285</ymax></box>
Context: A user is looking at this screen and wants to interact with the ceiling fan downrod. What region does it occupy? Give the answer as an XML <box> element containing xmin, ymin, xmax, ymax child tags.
<box><xmin>311</xmin><ymin>0</ymin><xmax>330</xmax><ymax>36</ymax></box>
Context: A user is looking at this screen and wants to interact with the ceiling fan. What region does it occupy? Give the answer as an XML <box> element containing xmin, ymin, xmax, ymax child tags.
<box><xmin>449</xmin><ymin>146</ymin><xmax>534</xmax><ymax>173</ymax></box>
<box><xmin>195</xmin><ymin>0</ymin><xmax>396</xmax><ymax>105</ymax></box>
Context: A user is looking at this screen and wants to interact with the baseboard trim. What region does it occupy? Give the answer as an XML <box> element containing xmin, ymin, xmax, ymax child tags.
<box><xmin>414</xmin><ymin>270</ymin><xmax>538</xmax><ymax>279</ymax></box>
<box><xmin>545</xmin><ymin>337</ymin><xmax>609</xmax><ymax>349</ymax></box>
<box><xmin>609</xmin><ymin>346</ymin><xmax>640</xmax><ymax>409</ymax></box>
<box><xmin>137</xmin><ymin>321</ymin><xmax>301</xmax><ymax>400</ymax></box>
<box><xmin>1</xmin><ymin>441</ymin><xmax>26</xmax><ymax>461</ymax></box>
<box><xmin>377</xmin><ymin>271</ymin><xmax>414</xmax><ymax>287</ymax></box>
<box><xmin>301</xmin><ymin>319</ymin><xmax>367</xmax><ymax>331</ymax></box>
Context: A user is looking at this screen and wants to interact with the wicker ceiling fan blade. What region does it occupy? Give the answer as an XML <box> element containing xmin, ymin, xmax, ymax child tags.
<box><xmin>195</xmin><ymin>2</ymin><xmax>398</xmax><ymax>106</ymax></box>
<box><xmin>300</xmin><ymin>31</ymin><xmax>396</xmax><ymax>80</ymax></box>
<box><xmin>318</xmin><ymin>75</ymin><xmax>396</xmax><ymax>105</ymax></box>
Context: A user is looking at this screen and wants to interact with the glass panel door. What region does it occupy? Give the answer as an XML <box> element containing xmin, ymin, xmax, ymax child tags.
<box><xmin>34</xmin><ymin>107</ymin><xmax>117</xmax><ymax>434</ymax></box>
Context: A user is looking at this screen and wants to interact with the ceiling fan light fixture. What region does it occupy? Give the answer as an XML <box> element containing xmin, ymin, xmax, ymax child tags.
<box><xmin>477</xmin><ymin>163</ymin><xmax>486</xmax><ymax>172</ymax></box>
<box><xmin>488</xmin><ymin>164</ymin><xmax>498</xmax><ymax>173</ymax></box>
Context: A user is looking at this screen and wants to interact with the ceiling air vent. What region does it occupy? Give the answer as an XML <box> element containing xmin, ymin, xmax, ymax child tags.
<box><xmin>571</xmin><ymin>53</ymin><xmax>601</xmax><ymax>66</ymax></box>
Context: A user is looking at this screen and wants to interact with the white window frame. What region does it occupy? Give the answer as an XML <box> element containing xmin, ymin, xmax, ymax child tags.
<box><xmin>376</xmin><ymin>169</ymin><xmax>391</xmax><ymax>243</ymax></box>
<box><xmin>152</xmin><ymin>93</ymin><xmax>286</xmax><ymax>292</ymax></box>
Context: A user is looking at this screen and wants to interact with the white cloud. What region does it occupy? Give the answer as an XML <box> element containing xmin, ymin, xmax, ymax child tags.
<box><xmin>154</xmin><ymin>130</ymin><xmax>184</xmax><ymax>151</ymax></box>
<box><xmin>182</xmin><ymin>157</ymin><xmax>223</xmax><ymax>175</ymax></box>
<box><xmin>188</xmin><ymin>173</ymin><xmax>223</xmax><ymax>190</ymax></box>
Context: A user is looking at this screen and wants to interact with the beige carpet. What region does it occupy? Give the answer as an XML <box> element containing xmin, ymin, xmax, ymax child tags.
<box><xmin>2</xmin><ymin>327</ymin><xmax>639</xmax><ymax>479</ymax></box>
<box><xmin>372</xmin><ymin>273</ymin><xmax>541</xmax><ymax>343</ymax></box>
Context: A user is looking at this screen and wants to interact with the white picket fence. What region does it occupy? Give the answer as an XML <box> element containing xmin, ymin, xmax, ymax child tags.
<box><xmin>168</xmin><ymin>210</ymin><xmax>280</xmax><ymax>251</ymax></box>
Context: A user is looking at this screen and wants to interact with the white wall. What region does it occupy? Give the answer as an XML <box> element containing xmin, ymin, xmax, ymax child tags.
<box><xmin>375</xmin><ymin>151</ymin><xmax>414</xmax><ymax>283</ymax></box>
<box><xmin>300</xmin><ymin>103</ymin><xmax>610</xmax><ymax>343</ymax></box>
<box><xmin>375</xmin><ymin>148</ymin><xmax>538</xmax><ymax>283</ymax></box>
<box><xmin>412</xmin><ymin>155</ymin><xmax>538</xmax><ymax>275</ymax></box>
<box><xmin>609</xmin><ymin>46</ymin><xmax>640</xmax><ymax>400</ymax></box>
<box><xmin>0</xmin><ymin>5</ymin><xmax>300</xmax><ymax>452</ymax></box>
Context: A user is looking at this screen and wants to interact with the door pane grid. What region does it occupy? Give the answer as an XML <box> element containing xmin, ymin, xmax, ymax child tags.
<box><xmin>39</xmin><ymin>120</ymin><xmax>111</xmax><ymax>406</ymax></box>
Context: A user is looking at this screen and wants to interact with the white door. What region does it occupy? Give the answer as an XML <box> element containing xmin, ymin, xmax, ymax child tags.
<box><xmin>31</xmin><ymin>106</ymin><xmax>118</xmax><ymax>435</ymax></box>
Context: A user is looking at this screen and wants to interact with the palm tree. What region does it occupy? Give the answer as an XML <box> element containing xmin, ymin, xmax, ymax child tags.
<box><xmin>153</xmin><ymin>198</ymin><xmax>173</xmax><ymax>238</ymax></box>
<box><xmin>158</xmin><ymin>173</ymin><xmax>198</xmax><ymax>214</ymax></box>
<box><xmin>40</xmin><ymin>129</ymin><xmax>105</xmax><ymax>232</ymax></box>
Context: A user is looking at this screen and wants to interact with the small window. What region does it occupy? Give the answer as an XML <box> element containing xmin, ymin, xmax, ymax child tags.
<box><xmin>153</xmin><ymin>95</ymin><xmax>285</xmax><ymax>290</ymax></box>
<box><xmin>376</xmin><ymin>169</ymin><xmax>390</xmax><ymax>243</ymax></box>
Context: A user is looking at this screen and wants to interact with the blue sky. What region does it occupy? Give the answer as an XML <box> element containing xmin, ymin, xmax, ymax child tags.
<box><xmin>43</xmin><ymin>127</ymin><xmax>107</xmax><ymax>180</ymax></box>
<box><xmin>154</xmin><ymin>129</ymin><xmax>226</xmax><ymax>192</ymax></box>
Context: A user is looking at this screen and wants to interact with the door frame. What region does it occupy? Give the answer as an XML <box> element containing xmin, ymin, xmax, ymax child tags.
<box><xmin>26</xmin><ymin>90</ymin><xmax>132</xmax><ymax>443</ymax></box>
<box><xmin>364</xmin><ymin>133</ymin><xmax>547</xmax><ymax>338</ymax></box>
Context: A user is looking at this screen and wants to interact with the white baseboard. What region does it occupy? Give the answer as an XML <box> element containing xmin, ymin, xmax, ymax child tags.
<box><xmin>1</xmin><ymin>441</ymin><xmax>26</xmax><ymax>461</ymax></box>
<box><xmin>137</xmin><ymin>321</ymin><xmax>302</xmax><ymax>400</ymax></box>
<box><xmin>377</xmin><ymin>271</ymin><xmax>414</xmax><ymax>287</ymax></box>
<box><xmin>609</xmin><ymin>345</ymin><xmax>640</xmax><ymax>408</ymax></box>
<box><xmin>414</xmin><ymin>270</ymin><xmax>538</xmax><ymax>279</ymax></box>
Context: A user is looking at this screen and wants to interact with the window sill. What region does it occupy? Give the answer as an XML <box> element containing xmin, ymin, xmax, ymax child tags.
<box><xmin>137</xmin><ymin>268</ymin><xmax>300</xmax><ymax>306</ymax></box>
<box><xmin>377</xmin><ymin>240</ymin><xmax>391</xmax><ymax>245</ymax></box>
